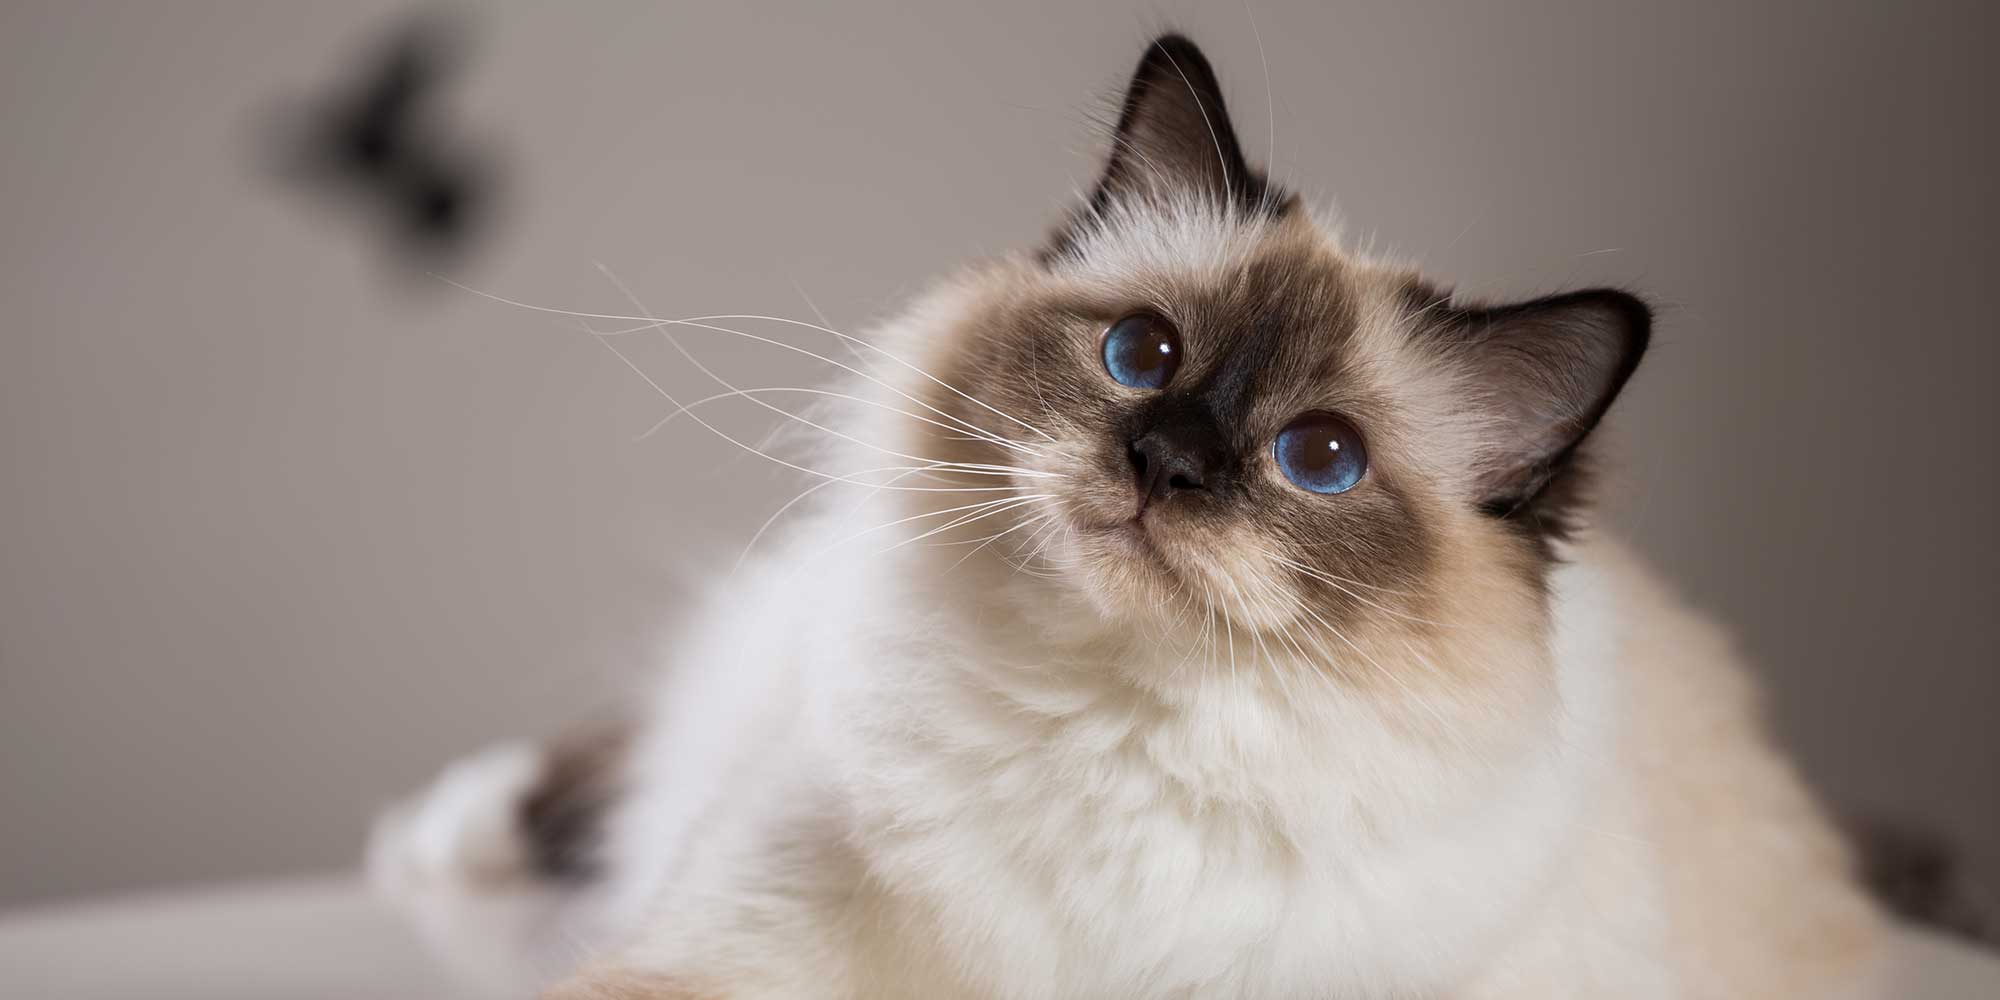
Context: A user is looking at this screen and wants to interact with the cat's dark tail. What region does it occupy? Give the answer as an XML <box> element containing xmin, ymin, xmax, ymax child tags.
<box><xmin>368</xmin><ymin>715</ymin><xmax>637</xmax><ymax>992</ymax></box>
<box><xmin>518</xmin><ymin>716</ymin><xmax>634</xmax><ymax>881</ymax></box>
<box><xmin>370</xmin><ymin>715</ymin><xmax>633</xmax><ymax>901</ymax></box>
<box><xmin>1844</xmin><ymin>814</ymin><xmax>1994</xmax><ymax>944</ymax></box>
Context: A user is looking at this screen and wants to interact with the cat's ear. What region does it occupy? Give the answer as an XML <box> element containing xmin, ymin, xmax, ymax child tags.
<box><xmin>1072</xmin><ymin>34</ymin><xmax>1280</xmax><ymax>223</ymax></box>
<box><xmin>1442</xmin><ymin>289</ymin><xmax>1651</xmax><ymax>520</ymax></box>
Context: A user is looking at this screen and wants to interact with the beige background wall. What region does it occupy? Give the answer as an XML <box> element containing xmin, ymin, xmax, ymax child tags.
<box><xmin>3</xmin><ymin>1</ymin><xmax>1994</xmax><ymax>905</ymax></box>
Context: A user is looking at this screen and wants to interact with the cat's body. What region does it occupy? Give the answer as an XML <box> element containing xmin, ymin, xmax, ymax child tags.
<box><xmin>373</xmin><ymin>35</ymin><xmax>1884</xmax><ymax>999</ymax></box>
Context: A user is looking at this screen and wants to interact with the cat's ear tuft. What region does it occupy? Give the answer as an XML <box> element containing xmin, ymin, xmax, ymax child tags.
<box><xmin>1047</xmin><ymin>34</ymin><xmax>1285</xmax><ymax>259</ymax></box>
<box><xmin>1444</xmin><ymin>289</ymin><xmax>1651</xmax><ymax>522</ymax></box>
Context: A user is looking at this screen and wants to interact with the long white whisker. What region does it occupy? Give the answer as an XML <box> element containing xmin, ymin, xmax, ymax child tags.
<box><xmin>944</xmin><ymin>508</ymin><xmax>1054</xmax><ymax>573</ymax></box>
<box><xmin>588</xmin><ymin>331</ymin><xmax>1030</xmax><ymax>494</ymax></box>
<box><xmin>812</xmin><ymin>493</ymin><xmax>1054</xmax><ymax>560</ymax></box>
<box><xmin>1266</xmin><ymin>551</ymin><xmax>1446</xmax><ymax>627</ymax></box>
<box><xmin>884</xmin><ymin>494</ymin><xmax>1054</xmax><ymax>552</ymax></box>
<box><xmin>441</xmin><ymin>278</ymin><xmax>1055</xmax><ymax>453</ymax></box>
<box><xmin>638</xmin><ymin>385</ymin><xmax>1046</xmax><ymax>463</ymax></box>
<box><xmin>683</xmin><ymin>312</ymin><xmax>1059</xmax><ymax>446</ymax></box>
<box><xmin>730</xmin><ymin>465</ymin><xmax>926</xmax><ymax>576</ymax></box>
<box><xmin>1292</xmin><ymin>601</ymin><xmax>1465</xmax><ymax>747</ymax></box>
<box><xmin>591</xmin><ymin>264</ymin><xmax>1044</xmax><ymax>482</ymax></box>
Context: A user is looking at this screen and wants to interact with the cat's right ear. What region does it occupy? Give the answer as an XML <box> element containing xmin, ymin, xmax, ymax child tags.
<box><xmin>1045</xmin><ymin>34</ymin><xmax>1288</xmax><ymax>260</ymax></box>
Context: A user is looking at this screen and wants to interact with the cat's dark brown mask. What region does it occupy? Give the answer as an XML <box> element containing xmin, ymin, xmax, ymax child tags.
<box><xmin>902</xmin><ymin>34</ymin><xmax>1647</xmax><ymax>664</ymax></box>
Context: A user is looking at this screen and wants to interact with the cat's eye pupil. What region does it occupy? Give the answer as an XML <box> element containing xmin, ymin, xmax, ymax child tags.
<box><xmin>1274</xmin><ymin>412</ymin><xmax>1368</xmax><ymax>495</ymax></box>
<box><xmin>1100</xmin><ymin>314</ymin><xmax>1180</xmax><ymax>390</ymax></box>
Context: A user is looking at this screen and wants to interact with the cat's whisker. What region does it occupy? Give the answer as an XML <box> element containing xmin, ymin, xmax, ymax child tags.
<box><xmin>685</xmin><ymin>311</ymin><xmax>1062</xmax><ymax>447</ymax></box>
<box><xmin>1290</xmin><ymin>602</ymin><xmax>1470</xmax><ymax>750</ymax></box>
<box><xmin>445</xmin><ymin>279</ymin><xmax>1051</xmax><ymax>460</ymax></box>
<box><xmin>730</xmin><ymin>465</ymin><xmax>942</xmax><ymax>576</ymax></box>
<box><xmin>583</xmin><ymin>326</ymin><xmax>1038</xmax><ymax>495</ymax></box>
<box><xmin>638</xmin><ymin>385</ymin><xmax>1049</xmax><ymax>464</ymax></box>
<box><xmin>944</xmin><ymin>508</ymin><xmax>1056</xmax><ymax>573</ymax></box>
<box><xmin>587</xmin><ymin>266</ymin><xmax>1057</xmax><ymax>482</ymax></box>
<box><xmin>1242</xmin><ymin>0</ymin><xmax>1278</xmax><ymax>217</ymax></box>
<box><xmin>884</xmin><ymin>494</ymin><xmax>1055</xmax><ymax>553</ymax></box>
<box><xmin>1221</xmin><ymin>578</ymin><xmax>1296</xmax><ymax>713</ymax></box>
<box><xmin>1265</xmin><ymin>551</ymin><xmax>1450</xmax><ymax>629</ymax></box>
<box><xmin>789</xmin><ymin>279</ymin><xmax>879</xmax><ymax>374</ymax></box>
<box><xmin>584</xmin><ymin>330</ymin><xmax>1040</xmax><ymax>498</ymax></box>
<box><xmin>577</xmin><ymin>275</ymin><xmax>1061</xmax><ymax>455</ymax></box>
<box><xmin>1153</xmin><ymin>41</ymin><xmax>1235</xmax><ymax>206</ymax></box>
<box><xmin>1261</xmin><ymin>549</ymin><xmax>1416</xmax><ymax>598</ymax></box>
<box><xmin>1167</xmin><ymin>581</ymin><xmax>1215</xmax><ymax>683</ymax></box>
<box><xmin>805</xmin><ymin>493</ymin><xmax>1057</xmax><ymax>567</ymax></box>
<box><xmin>1006</xmin><ymin>510</ymin><xmax>1070</xmax><ymax>578</ymax></box>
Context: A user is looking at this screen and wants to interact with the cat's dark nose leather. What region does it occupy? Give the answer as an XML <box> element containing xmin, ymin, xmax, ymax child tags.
<box><xmin>1128</xmin><ymin>422</ymin><xmax>1222</xmax><ymax>512</ymax></box>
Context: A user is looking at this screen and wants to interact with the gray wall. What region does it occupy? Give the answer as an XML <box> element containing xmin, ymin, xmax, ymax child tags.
<box><xmin>2</xmin><ymin>1</ymin><xmax>1994</xmax><ymax>905</ymax></box>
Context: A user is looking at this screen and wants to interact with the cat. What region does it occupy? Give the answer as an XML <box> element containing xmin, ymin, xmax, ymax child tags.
<box><xmin>371</xmin><ymin>33</ymin><xmax>1887</xmax><ymax>999</ymax></box>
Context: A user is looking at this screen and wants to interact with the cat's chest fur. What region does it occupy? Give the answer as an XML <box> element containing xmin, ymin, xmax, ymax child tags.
<box><xmin>825</xmin><ymin>576</ymin><xmax>1608</xmax><ymax>998</ymax></box>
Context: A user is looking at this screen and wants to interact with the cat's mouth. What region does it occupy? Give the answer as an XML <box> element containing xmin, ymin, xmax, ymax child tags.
<box><xmin>1078</xmin><ymin>510</ymin><xmax>1183</xmax><ymax>579</ymax></box>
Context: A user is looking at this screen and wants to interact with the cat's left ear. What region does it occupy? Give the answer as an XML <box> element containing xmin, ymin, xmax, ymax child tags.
<box><xmin>1440</xmin><ymin>289</ymin><xmax>1651</xmax><ymax>519</ymax></box>
<box><xmin>1051</xmin><ymin>34</ymin><xmax>1286</xmax><ymax>256</ymax></box>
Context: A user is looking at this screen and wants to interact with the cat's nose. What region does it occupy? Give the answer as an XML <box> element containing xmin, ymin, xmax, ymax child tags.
<box><xmin>1128</xmin><ymin>427</ymin><xmax>1214</xmax><ymax>511</ymax></box>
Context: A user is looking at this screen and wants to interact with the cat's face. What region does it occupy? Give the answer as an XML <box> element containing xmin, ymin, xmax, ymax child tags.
<box><xmin>929</xmin><ymin>213</ymin><xmax>1442</xmax><ymax>634</ymax></box>
<box><xmin>904</xmin><ymin>36</ymin><xmax>1646</xmax><ymax>665</ymax></box>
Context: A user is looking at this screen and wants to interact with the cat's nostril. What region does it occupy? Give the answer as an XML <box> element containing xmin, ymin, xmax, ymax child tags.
<box><xmin>1168</xmin><ymin>472</ymin><xmax>1200</xmax><ymax>491</ymax></box>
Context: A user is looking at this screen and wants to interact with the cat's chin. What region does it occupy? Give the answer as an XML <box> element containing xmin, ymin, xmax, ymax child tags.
<box><xmin>1060</xmin><ymin>515</ymin><xmax>1200</xmax><ymax>625</ymax></box>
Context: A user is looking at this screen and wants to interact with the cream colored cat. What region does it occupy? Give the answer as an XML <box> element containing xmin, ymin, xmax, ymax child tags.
<box><xmin>373</xmin><ymin>34</ymin><xmax>1886</xmax><ymax>999</ymax></box>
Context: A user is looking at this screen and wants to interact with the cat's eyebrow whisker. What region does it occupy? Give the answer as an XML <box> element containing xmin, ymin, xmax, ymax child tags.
<box><xmin>638</xmin><ymin>385</ymin><xmax>1046</xmax><ymax>463</ymax></box>
<box><xmin>1154</xmin><ymin>41</ymin><xmax>1234</xmax><ymax>206</ymax></box>
<box><xmin>1242</xmin><ymin>0</ymin><xmax>1278</xmax><ymax>216</ymax></box>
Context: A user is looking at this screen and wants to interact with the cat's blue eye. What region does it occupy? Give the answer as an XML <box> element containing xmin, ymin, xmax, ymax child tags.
<box><xmin>1274</xmin><ymin>412</ymin><xmax>1368</xmax><ymax>495</ymax></box>
<box><xmin>1100</xmin><ymin>314</ymin><xmax>1180</xmax><ymax>390</ymax></box>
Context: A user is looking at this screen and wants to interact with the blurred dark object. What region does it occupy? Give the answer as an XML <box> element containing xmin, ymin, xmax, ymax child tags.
<box><xmin>271</xmin><ymin>13</ymin><xmax>495</xmax><ymax>269</ymax></box>
<box><xmin>1846</xmin><ymin>814</ymin><xmax>1995</xmax><ymax>945</ymax></box>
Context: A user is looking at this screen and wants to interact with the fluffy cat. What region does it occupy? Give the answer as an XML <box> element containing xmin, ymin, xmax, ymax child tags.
<box><xmin>372</xmin><ymin>34</ymin><xmax>1886</xmax><ymax>999</ymax></box>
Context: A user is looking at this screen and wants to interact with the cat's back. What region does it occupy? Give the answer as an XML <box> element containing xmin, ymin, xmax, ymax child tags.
<box><xmin>1581</xmin><ymin>535</ymin><xmax>1886</xmax><ymax>995</ymax></box>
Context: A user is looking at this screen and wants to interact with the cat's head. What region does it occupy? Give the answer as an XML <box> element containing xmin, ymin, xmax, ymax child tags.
<box><xmin>891</xmin><ymin>35</ymin><xmax>1647</xmax><ymax>684</ymax></box>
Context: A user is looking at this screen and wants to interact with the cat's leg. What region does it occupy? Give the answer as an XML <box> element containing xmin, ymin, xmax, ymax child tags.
<box><xmin>370</xmin><ymin>719</ymin><xmax>633</xmax><ymax>997</ymax></box>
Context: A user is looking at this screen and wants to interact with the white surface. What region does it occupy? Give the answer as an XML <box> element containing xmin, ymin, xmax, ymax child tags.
<box><xmin>0</xmin><ymin>876</ymin><xmax>486</xmax><ymax>1000</ymax></box>
<box><xmin>1</xmin><ymin>876</ymin><xmax>1997</xmax><ymax>998</ymax></box>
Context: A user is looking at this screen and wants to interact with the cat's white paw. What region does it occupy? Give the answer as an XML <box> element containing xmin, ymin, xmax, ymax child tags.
<box><xmin>369</xmin><ymin>741</ymin><xmax>544</xmax><ymax>897</ymax></box>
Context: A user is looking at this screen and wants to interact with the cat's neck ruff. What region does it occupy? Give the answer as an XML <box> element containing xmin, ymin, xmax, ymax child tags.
<box><xmin>807</xmin><ymin>531</ymin><xmax>1621</xmax><ymax>996</ymax></box>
